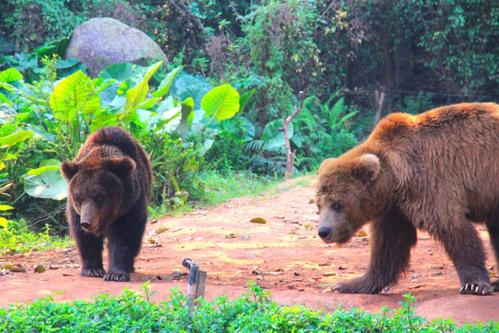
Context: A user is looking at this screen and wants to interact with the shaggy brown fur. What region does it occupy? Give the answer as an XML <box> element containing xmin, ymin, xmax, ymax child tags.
<box><xmin>316</xmin><ymin>102</ymin><xmax>499</xmax><ymax>295</ymax></box>
<box><xmin>61</xmin><ymin>127</ymin><xmax>152</xmax><ymax>282</ymax></box>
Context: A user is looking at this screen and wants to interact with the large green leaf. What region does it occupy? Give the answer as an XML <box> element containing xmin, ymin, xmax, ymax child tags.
<box><xmin>239</xmin><ymin>89</ymin><xmax>256</xmax><ymax>113</ymax></box>
<box><xmin>170</xmin><ymin>72</ymin><xmax>212</xmax><ymax>110</ymax></box>
<box><xmin>201</xmin><ymin>84</ymin><xmax>240</xmax><ymax>121</ymax></box>
<box><xmin>24</xmin><ymin>161</ymin><xmax>67</xmax><ymax>200</ymax></box>
<box><xmin>261</xmin><ymin>119</ymin><xmax>293</xmax><ymax>151</ymax></box>
<box><xmin>0</xmin><ymin>204</ymin><xmax>14</xmax><ymax>211</ymax></box>
<box><xmin>0</xmin><ymin>130</ymin><xmax>33</xmax><ymax>148</ymax></box>
<box><xmin>99</xmin><ymin>63</ymin><xmax>135</xmax><ymax>81</ymax></box>
<box><xmin>122</xmin><ymin>61</ymin><xmax>163</xmax><ymax>121</ymax></box>
<box><xmin>49</xmin><ymin>70</ymin><xmax>100</xmax><ymax>122</ymax></box>
<box><xmin>152</xmin><ymin>66</ymin><xmax>183</xmax><ymax>98</ymax></box>
<box><xmin>0</xmin><ymin>217</ymin><xmax>7</xmax><ymax>229</ymax></box>
<box><xmin>0</xmin><ymin>68</ymin><xmax>23</xmax><ymax>83</ymax></box>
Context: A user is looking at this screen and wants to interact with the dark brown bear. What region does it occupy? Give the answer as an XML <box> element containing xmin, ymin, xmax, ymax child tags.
<box><xmin>316</xmin><ymin>102</ymin><xmax>499</xmax><ymax>295</ymax></box>
<box><xmin>61</xmin><ymin>126</ymin><xmax>152</xmax><ymax>282</ymax></box>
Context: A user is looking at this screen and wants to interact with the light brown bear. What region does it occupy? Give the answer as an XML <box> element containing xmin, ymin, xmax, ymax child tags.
<box><xmin>316</xmin><ymin>102</ymin><xmax>499</xmax><ymax>295</ymax></box>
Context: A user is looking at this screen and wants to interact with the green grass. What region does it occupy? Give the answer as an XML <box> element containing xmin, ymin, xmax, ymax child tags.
<box><xmin>0</xmin><ymin>282</ymin><xmax>496</xmax><ymax>332</ymax></box>
<box><xmin>149</xmin><ymin>170</ymin><xmax>283</xmax><ymax>218</ymax></box>
<box><xmin>0</xmin><ymin>219</ymin><xmax>71</xmax><ymax>255</ymax></box>
<box><xmin>198</xmin><ymin>170</ymin><xmax>279</xmax><ymax>205</ymax></box>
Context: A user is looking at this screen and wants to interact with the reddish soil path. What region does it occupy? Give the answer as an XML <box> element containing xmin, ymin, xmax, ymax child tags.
<box><xmin>1</xmin><ymin>177</ymin><xmax>498</xmax><ymax>324</ymax></box>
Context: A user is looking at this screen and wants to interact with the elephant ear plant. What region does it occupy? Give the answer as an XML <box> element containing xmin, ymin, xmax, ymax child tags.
<box><xmin>0</xmin><ymin>61</ymin><xmax>251</xmax><ymax>230</ymax></box>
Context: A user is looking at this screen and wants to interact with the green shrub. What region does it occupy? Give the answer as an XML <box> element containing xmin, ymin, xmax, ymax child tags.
<box><xmin>0</xmin><ymin>61</ymin><xmax>246</xmax><ymax>234</ymax></box>
<box><xmin>0</xmin><ymin>219</ymin><xmax>70</xmax><ymax>255</ymax></box>
<box><xmin>0</xmin><ymin>283</ymin><xmax>497</xmax><ymax>332</ymax></box>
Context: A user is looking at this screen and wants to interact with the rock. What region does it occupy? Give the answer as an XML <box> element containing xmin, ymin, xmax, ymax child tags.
<box><xmin>33</xmin><ymin>265</ymin><xmax>46</xmax><ymax>273</ymax></box>
<box><xmin>157</xmin><ymin>271</ymin><xmax>187</xmax><ymax>281</ymax></box>
<box><xmin>66</xmin><ymin>18</ymin><xmax>167</xmax><ymax>76</ymax></box>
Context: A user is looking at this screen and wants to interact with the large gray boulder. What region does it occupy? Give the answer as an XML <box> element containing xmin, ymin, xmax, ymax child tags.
<box><xmin>66</xmin><ymin>17</ymin><xmax>166</xmax><ymax>76</ymax></box>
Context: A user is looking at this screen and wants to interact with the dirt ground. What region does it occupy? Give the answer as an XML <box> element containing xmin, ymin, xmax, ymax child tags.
<box><xmin>1</xmin><ymin>176</ymin><xmax>498</xmax><ymax>325</ymax></box>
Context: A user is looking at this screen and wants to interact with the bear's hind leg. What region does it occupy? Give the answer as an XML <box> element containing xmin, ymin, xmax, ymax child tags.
<box><xmin>437</xmin><ymin>219</ymin><xmax>492</xmax><ymax>295</ymax></box>
<box><xmin>70</xmin><ymin>207</ymin><xmax>105</xmax><ymax>277</ymax></box>
<box><xmin>335</xmin><ymin>208</ymin><xmax>417</xmax><ymax>294</ymax></box>
<box><xmin>485</xmin><ymin>214</ymin><xmax>499</xmax><ymax>291</ymax></box>
<box><xmin>104</xmin><ymin>200</ymin><xmax>147</xmax><ymax>282</ymax></box>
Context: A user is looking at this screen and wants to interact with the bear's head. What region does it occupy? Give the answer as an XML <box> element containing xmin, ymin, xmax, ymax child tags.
<box><xmin>61</xmin><ymin>157</ymin><xmax>136</xmax><ymax>235</ymax></box>
<box><xmin>316</xmin><ymin>153</ymin><xmax>385</xmax><ymax>244</ymax></box>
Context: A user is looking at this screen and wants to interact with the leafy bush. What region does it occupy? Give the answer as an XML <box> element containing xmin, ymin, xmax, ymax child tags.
<box><xmin>0</xmin><ymin>283</ymin><xmax>497</xmax><ymax>332</ymax></box>
<box><xmin>0</xmin><ymin>219</ymin><xmax>69</xmax><ymax>255</ymax></box>
<box><xmin>243</xmin><ymin>95</ymin><xmax>359</xmax><ymax>175</ymax></box>
<box><xmin>0</xmin><ymin>60</ymin><xmax>246</xmax><ymax>233</ymax></box>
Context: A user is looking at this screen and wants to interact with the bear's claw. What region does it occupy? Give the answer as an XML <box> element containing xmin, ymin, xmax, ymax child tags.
<box><xmin>459</xmin><ymin>282</ymin><xmax>493</xmax><ymax>295</ymax></box>
<box><xmin>81</xmin><ymin>267</ymin><xmax>105</xmax><ymax>278</ymax></box>
<box><xmin>104</xmin><ymin>271</ymin><xmax>130</xmax><ymax>282</ymax></box>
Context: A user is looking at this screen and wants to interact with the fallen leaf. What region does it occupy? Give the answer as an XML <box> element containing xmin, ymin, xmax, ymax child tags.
<box><xmin>249</xmin><ymin>217</ymin><xmax>267</xmax><ymax>224</ymax></box>
<box><xmin>225</xmin><ymin>233</ymin><xmax>237</xmax><ymax>239</ymax></box>
<box><xmin>308</xmin><ymin>198</ymin><xmax>315</xmax><ymax>204</ymax></box>
<box><xmin>155</xmin><ymin>227</ymin><xmax>169</xmax><ymax>235</ymax></box>
<box><xmin>356</xmin><ymin>230</ymin><xmax>367</xmax><ymax>237</ymax></box>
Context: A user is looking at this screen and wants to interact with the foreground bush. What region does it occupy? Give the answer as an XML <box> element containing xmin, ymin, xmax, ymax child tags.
<box><xmin>0</xmin><ymin>283</ymin><xmax>497</xmax><ymax>332</ymax></box>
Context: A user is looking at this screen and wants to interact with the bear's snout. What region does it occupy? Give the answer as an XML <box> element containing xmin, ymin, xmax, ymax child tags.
<box><xmin>318</xmin><ymin>226</ymin><xmax>333</xmax><ymax>239</ymax></box>
<box><xmin>80</xmin><ymin>220</ymin><xmax>91</xmax><ymax>231</ymax></box>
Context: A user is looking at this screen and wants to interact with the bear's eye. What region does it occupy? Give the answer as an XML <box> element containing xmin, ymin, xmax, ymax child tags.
<box><xmin>95</xmin><ymin>194</ymin><xmax>105</xmax><ymax>203</ymax></box>
<box><xmin>331</xmin><ymin>202</ymin><xmax>343</xmax><ymax>212</ymax></box>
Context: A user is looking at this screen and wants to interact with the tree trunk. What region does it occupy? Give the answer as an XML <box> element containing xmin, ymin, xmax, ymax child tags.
<box><xmin>284</xmin><ymin>92</ymin><xmax>305</xmax><ymax>179</ymax></box>
<box><xmin>374</xmin><ymin>89</ymin><xmax>385</xmax><ymax>125</ymax></box>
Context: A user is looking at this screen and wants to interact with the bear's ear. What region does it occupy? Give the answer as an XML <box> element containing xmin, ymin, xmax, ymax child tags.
<box><xmin>61</xmin><ymin>161</ymin><xmax>79</xmax><ymax>180</ymax></box>
<box><xmin>352</xmin><ymin>153</ymin><xmax>381</xmax><ymax>183</ymax></box>
<box><xmin>104</xmin><ymin>157</ymin><xmax>136</xmax><ymax>179</ymax></box>
<box><xmin>318</xmin><ymin>158</ymin><xmax>336</xmax><ymax>175</ymax></box>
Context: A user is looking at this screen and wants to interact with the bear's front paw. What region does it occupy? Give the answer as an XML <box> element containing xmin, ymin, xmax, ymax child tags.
<box><xmin>334</xmin><ymin>276</ymin><xmax>383</xmax><ymax>294</ymax></box>
<box><xmin>459</xmin><ymin>281</ymin><xmax>493</xmax><ymax>295</ymax></box>
<box><xmin>492</xmin><ymin>280</ymin><xmax>499</xmax><ymax>292</ymax></box>
<box><xmin>104</xmin><ymin>271</ymin><xmax>130</xmax><ymax>282</ymax></box>
<box><xmin>81</xmin><ymin>267</ymin><xmax>105</xmax><ymax>277</ymax></box>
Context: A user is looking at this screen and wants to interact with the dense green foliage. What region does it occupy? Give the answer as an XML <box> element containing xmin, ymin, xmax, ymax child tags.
<box><xmin>2</xmin><ymin>0</ymin><xmax>496</xmax><ymax>173</ymax></box>
<box><xmin>0</xmin><ymin>1</ymin><xmax>497</xmax><ymax>248</ymax></box>
<box><xmin>0</xmin><ymin>59</ymin><xmax>248</xmax><ymax>237</ymax></box>
<box><xmin>1</xmin><ymin>283</ymin><xmax>497</xmax><ymax>332</ymax></box>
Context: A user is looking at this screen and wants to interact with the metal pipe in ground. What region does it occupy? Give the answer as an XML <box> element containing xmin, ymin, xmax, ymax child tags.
<box><xmin>182</xmin><ymin>258</ymin><xmax>207</xmax><ymax>312</ymax></box>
